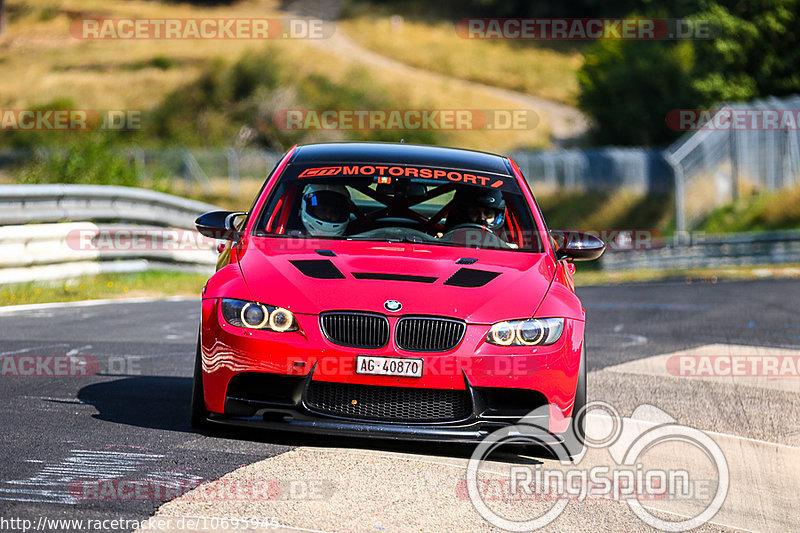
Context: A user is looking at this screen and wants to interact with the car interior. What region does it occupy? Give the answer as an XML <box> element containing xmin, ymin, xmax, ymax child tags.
<box><xmin>254</xmin><ymin>176</ymin><xmax>543</xmax><ymax>251</ymax></box>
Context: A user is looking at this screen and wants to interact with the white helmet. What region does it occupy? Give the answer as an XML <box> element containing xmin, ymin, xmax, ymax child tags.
<box><xmin>301</xmin><ymin>184</ymin><xmax>351</xmax><ymax>237</ymax></box>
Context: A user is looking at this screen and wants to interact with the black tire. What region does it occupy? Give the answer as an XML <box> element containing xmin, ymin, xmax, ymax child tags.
<box><xmin>561</xmin><ymin>345</ymin><xmax>587</xmax><ymax>459</ymax></box>
<box><xmin>190</xmin><ymin>335</ymin><xmax>209</xmax><ymax>429</ymax></box>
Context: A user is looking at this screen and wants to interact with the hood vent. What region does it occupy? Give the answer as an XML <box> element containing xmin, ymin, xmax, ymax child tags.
<box><xmin>290</xmin><ymin>259</ymin><xmax>345</xmax><ymax>279</ymax></box>
<box><xmin>352</xmin><ymin>272</ymin><xmax>437</xmax><ymax>283</ymax></box>
<box><xmin>444</xmin><ymin>267</ymin><xmax>501</xmax><ymax>288</ymax></box>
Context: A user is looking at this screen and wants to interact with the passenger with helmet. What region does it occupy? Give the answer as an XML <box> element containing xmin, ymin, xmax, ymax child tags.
<box><xmin>300</xmin><ymin>184</ymin><xmax>351</xmax><ymax>237</ymax></box>
<box><xmin>444</xmin><ymin>187</ymin><xmax>506</xmax><ymax>233</ymax></box>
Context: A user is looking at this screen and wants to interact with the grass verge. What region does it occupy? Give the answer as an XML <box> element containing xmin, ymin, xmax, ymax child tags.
<box><xmin>2</xmin><ymin>264</ymin><xmax>799</xmax><ymax>308</ymax></box>
<box><xmin>0</xmin><ymin>270</ymin><xmax>208</xmax><ymax>306</ymax></box>
<box><xmin>575</xmin><ymin>264</ymin><xmax>800</xmax><ymax>287</ymax></box>
<box><xmin>699</xmin><ymin>185</ymin><xmax>800</xmax><ymax>233</ymax></box>
<box><xmin>536</xmin><ymin>190</ymin><xmax>674</xmax><ymax>233</ymax></box>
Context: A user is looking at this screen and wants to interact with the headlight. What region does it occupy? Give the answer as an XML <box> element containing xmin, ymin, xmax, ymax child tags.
<box><xmin>486</xmin><ymin>318</ymin><xmax>564</xmax><ymax>346</ymax></box>
<box><xmin>221</xmin><ymin>298</ymin><xmax>298</xmax><ymax>332</ymax></box>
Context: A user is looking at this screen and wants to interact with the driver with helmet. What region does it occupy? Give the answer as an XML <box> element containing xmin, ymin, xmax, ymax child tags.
<box><xmin>444</xmin><ymin>187</ymin><xmax>506</xmax><ymax>232</ymax></box>
<box><xmin>300</xmin><ymin>184</ymin><xmax>351</xmax><ymax>237</ymax></box>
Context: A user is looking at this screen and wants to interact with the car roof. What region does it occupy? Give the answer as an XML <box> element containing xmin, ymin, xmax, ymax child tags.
<box><xmin>291</xmin><ymin>142</ymin><xmax>512</xmax><ymax>175</ymax></box>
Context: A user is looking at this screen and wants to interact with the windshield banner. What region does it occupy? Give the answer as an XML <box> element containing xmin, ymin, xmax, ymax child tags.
<box><xmin>293</xmin><ymin>164</ymin><xmax>510</xmax><ymax>190</ymax></box>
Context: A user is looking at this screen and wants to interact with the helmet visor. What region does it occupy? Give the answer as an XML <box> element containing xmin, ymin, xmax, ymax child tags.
<box><xmin>304</xmin><ymin>190</ymin><xmax>350</xmax><ymax>223</ymax></box>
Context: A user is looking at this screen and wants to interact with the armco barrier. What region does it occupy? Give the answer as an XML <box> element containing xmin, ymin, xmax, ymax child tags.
<box><xmin>0</xmin><ymin>184</ymin><xmax>219</xmax><ymax>228</ymax></box>
<box><xmin>0</xmin><ymin>185</ymin><xmax>220</xmax><ymax>284</ymax></box>
<box><xmin>600</xmin><ymin>230</ymin><xmax>800</xmax><ymax>271</ymax></box>
<box><xmin>3</xmin><ymin>186</ymin><xmax>798</xmax><ymax>283</ymax></box>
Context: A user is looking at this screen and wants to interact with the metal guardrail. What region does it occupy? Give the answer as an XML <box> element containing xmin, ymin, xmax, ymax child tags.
<box><xmin>2</xmin><ymin>185</ymin><xmax>798</xmax><ymax>283</ymax></box>
<box><xmin>0</xmin><ymin>184</ymin><xmax>218</xmax><ymax>229</ymax></box>
<box><xmin>600</xmin><ymin>230</ymin><xmax>800</xmax><ymax>271</ymax></box>
<box><xmin>0</xmin><ymin>185</ymin><xmax>219</xmax><ymax>284</ymax></box>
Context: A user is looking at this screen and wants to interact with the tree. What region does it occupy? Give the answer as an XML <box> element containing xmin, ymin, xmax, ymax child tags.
<box><xmin>578</xmin><ymin>39</ymin><xmax>698</xmax><ymax>145</ymax></box>
<box><xmin>577</xmin><ymin>0</ymin><xmax>800</xmax><ymax>145</ymax></box>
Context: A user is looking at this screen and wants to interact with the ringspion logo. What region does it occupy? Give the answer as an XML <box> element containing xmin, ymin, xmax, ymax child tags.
<box><xmin>466</xmin><ymin>403</ymin><xmax>729</xmax><ymax>531</ymax></box>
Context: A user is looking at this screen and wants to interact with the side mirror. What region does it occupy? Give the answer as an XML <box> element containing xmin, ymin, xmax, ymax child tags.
<box><xmin>195</xmin><ymin>211</ymin><xmax>247</xmax><ymax>241</ymax></box>
<box><xmin>550</xmin><ymin>230</ymin><xmax>605</xmax><ymax>261</ymax></box>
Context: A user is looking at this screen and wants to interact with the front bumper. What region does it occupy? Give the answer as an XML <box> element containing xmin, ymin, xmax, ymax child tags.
<box><xmin>206</xmin><ymin>366</ymin><xmax>564</xmax><ymax>444</ymax></box>
<box><xmin>200</xmin><ymin>298</ymin><xmax>584</xmax><ymax>439</ymax></box>
<box><xmin>207</xmin><ymin>413</ymin><xmax>563</xmax><ymax>445</ymax></box>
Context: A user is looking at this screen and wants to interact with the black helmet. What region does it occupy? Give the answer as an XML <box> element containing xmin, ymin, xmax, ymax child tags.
<box><xmin>473</xmin><ymin>188</ymin><xmax>506</xmax><ymax>212</ymax></box>
<box><xmin>459</xmin><ymin>187</ymin><xmax>506</xmax><ymax>230</ymax></box>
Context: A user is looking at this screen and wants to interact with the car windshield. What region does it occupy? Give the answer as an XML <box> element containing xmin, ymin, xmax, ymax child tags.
<box><xmin>252</xmin><ymin>162</ymin><xmax>544</xmax><ymax>252</ymax></box>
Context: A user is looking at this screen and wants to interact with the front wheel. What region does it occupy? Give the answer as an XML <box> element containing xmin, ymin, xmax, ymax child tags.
<box><xmin>190</xmin><ymin>334</ymin><xmax>209</xmax><ymax>429</ymax></box>
<box><xmin>561</xmin><ymin>345</ymin><xmax>586</xmax><ymax>458</ymax></box>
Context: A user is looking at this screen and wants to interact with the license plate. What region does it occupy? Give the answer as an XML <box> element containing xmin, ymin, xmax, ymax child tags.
<box><xmin>355</xmin><ymin>355</ymin><xmax>423</xmax><ymax>378</ymax></box>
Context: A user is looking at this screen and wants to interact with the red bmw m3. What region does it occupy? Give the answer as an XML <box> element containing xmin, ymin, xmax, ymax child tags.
<box><xmin>192</xmin><ymin>142</ymin><xmax>604</xmax><ymax>455</ymax></box>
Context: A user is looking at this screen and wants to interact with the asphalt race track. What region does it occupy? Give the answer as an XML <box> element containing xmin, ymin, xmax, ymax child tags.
<box><xmin>1</xmin><ymin>279</ymin><xmax>799</xmax><ymax>532</ymax></box>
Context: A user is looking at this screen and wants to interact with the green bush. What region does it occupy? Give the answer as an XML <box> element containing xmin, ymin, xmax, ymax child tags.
<box><xmin>19</xmin><ymin>134</ymin><xmax>138</xmax><ymax>186</ymax></box>
<box><xmin>147</xmin><ymin>48</ymin><xmax>440</xmax><ymax>149</ymax></box>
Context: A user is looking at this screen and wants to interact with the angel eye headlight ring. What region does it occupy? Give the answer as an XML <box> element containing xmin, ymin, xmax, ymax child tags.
<box><xmin>240</xmin><ymin>302</ymin><xmax>269</xmax><ymax>329</ymax></box>
<box><xmin>269</xmin><ymin>307</ymin><xmax>294</xmax><ymax>332</ymax></box>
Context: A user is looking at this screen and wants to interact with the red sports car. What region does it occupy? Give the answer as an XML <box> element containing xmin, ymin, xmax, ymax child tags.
<box><xmin>192</xmin><ymin>142</ymin><xmax>604</xmax><ymax>455</ymax></box>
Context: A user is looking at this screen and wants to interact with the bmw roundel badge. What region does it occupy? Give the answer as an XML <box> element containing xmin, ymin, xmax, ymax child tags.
<box><xmin>384</xmin><ymin>300</ymin><xmax>402</xmax><ymax>312</ymax></box>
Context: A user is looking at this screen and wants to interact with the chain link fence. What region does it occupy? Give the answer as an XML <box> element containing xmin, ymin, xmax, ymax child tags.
<box><xmin>0</xmin><ymin>146</ymin><xmax>282</xmax><ymax>197</ymax></box>
<box><xmin>667</xmin><ymin>95</ymin><xmax>800</xmax><ymax>232</ymax></box>
<box><xmin>510</xmin><ymin>147</ymin><xmax>673</xmax><ymax>194</ymax></box>
<box><xmin>125</xmin><ymin>147</ymin><xmax>282</xmax><ymax>196</ymax></box>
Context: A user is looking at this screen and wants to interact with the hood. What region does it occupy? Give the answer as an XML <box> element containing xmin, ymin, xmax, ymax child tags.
<box><xmin>237</xmin><ymin>237</ymin><xmax>556</xmax><ymax>324</ymax></box>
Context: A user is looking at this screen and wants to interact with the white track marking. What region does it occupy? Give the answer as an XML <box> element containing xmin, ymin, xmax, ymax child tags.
<box><xmin>0</xmin><ymin>296</ymin><xmax>193</xmax><ymax>315</ymax></box>
<box><xmin>0</xmin><ymin>344</ymin><xmax>69</xmax><ymax>356</ymax></box>
<box><xmin>66</xmin><ymin>345</ymin><xmax>93</xmax><ymax>356</ymax></box>
<box><xmin>597</xmin><ymin>332</ymin><xmax>648</xmax><ymax>347</ymax></box>
<box><xmin>606</xmin><ymin>343</ymin><xmax>800</xmax><ymax>393</ymax></box>
<box><xmin>0</xmin><ymin>449</ymin><xmax>164</xmax><ymax>504</ymax></box>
